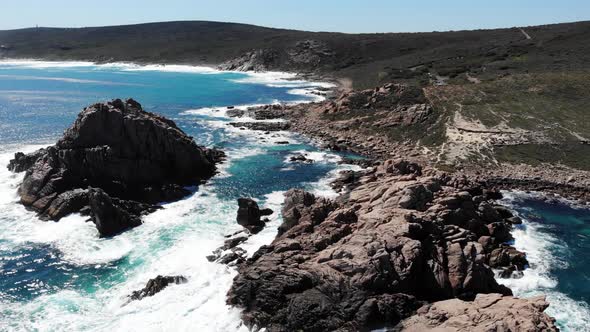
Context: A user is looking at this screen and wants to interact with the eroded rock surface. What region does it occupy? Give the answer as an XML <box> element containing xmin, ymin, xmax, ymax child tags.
<box><xmin>227</xmin><ymin>159</ymin><xmax>539</xmax><ymax>331</ymax></box>
<box><xmin>8</xmin><ymin>99</ymin><xmax>223</xmax><ymax>236</ymax></box>
<box><xmin>397</xmin><ymin>293</ymin><xmax>557</xmax><ymax>331</ymax></box>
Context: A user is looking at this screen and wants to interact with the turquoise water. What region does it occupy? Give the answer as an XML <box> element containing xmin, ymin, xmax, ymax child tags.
<box><xmin>0</xmin><ymin>61</ymin><xmax>588</xmax><ymax>331</ymax></box>
<box><xmin>0</xmin><ymin>61</ymin><xmax>353</xmax><ymax>331</ymax></box>
<box><xmin>500</xmin><ymin>193</ymin><xmax>590</xmax><ymax>331</ymax></box>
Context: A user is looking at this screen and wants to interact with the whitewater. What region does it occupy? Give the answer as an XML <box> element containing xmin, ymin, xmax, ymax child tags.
<box><xmin>0</xmin><ymin>60</ymin><xmax>588</xmax><ymax>332</ymax></box>
<box><xmin>0</xmin><ymin>60</ymin><xmax>354</xmax><ymax>331</ymax></box>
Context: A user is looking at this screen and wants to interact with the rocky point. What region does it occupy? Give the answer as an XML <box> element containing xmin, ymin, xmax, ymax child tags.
<box><xmin>227</xmin><ymin>159</ymin><xmax>555</xmax><ymax>331</ymax></box>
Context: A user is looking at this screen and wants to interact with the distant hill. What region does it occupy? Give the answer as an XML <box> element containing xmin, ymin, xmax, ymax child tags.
<box><xmin>1</xmin><ymin>20</ymin><xmax>590</xmax><ymax>88</ymax></box>
<box><xmin>2</xmin><ymin>20</ymin><xmax>590</xmax><ymax>171</ymax></box>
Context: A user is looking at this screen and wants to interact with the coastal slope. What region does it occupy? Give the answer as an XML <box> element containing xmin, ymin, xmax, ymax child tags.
<box><xmin>2</xmin><ymin>20</ymin><xmax>589</xmax><ymax>172</ymax></box>
<box><xmin>0</xmin><ymin>20</ymin><xmax>589</xmax><ymax>89</ymax></box>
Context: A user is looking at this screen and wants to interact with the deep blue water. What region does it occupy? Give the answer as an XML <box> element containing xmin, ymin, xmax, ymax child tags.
<box><xmin>500</xmin><ymin>194</ymin><xmax>590</xmax><ymax>331</ymax></box>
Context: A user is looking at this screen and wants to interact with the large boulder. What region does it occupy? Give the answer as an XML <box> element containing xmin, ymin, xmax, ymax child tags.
<box><xmin>397</xmin><ymin>293</ymin><xmax>557</xmax><ymax>331</ymax></box>
<box><xmin>8</xmin><ymin>99</ymin><xmax>224</xmax><ymax>236</ymax></box>
<box><xmin>236</xmin><ymin>198</ymin><xmax>265</xmax><ymax>233</ymax></box>
<box><xmin>88</xmin><ymin>188</ymin><xmax>143</xmax><ymax>237</ymax></box>
<box><xmin>129</xmin><ymin>275</ymin><xmax>188</xmax><ymax>301</ymax></box>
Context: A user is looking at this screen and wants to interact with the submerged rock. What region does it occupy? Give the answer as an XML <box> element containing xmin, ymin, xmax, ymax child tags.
<box><xmin>129</xmin><ymin>275</ymin><xmax>188</xmax><ymax>301</ymax></box>
<box><xmin>8</xmin><ymin>98</ymin><xmax>224</xmax><ymax>236</ymax></box>
<box><xmin>289</xmin><ymin>153</ymin><xmax>313</xmax><ymax>163</ymax></box>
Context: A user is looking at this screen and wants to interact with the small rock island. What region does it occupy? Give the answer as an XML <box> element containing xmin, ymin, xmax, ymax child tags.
<box><xmin>8</xmin><ymin>98</ymin><xmax>224</xmax><ymax>237</ymax></box>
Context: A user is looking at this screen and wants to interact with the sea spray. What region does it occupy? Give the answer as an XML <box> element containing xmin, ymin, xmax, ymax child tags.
<box><xmin>499</xmin><ymin>192</ymin><xmax>590</xmax><ymax>331</ymax></box>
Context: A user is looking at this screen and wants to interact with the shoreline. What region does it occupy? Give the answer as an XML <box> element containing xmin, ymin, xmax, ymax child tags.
<box><xmin>215</xmin><ymin>79</ymin><xmax>587</xmax><ymax>330</ymax></box>
<box><xmin>0</xmin><ymin>58</ymin><xmax>572</xmax><ymax>330</ymax></box>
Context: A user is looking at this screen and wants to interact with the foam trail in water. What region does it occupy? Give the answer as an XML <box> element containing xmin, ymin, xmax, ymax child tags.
<box><xmin>498</xmin><ymin>192</ymin><xmax>590</xmax><ymax>331</ymax></box>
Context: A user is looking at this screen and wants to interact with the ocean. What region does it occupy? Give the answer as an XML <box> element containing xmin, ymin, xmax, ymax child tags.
<box><xmin>0</xmin><ymin>61</ymin><xmax>588</xmax><ymax>331</ymax></box>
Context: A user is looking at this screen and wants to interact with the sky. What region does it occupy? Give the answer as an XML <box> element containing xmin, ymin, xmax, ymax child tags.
<box><xmin>1</xmin><ymin>0</ymin><xmax>588</xmax><ymax>32</ymax></box>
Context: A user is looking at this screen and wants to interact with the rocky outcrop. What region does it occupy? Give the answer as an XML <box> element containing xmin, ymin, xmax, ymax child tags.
<box><xmin>88</xmin><ymin>188</ymin><xmax>145</xmax><ymax>237</ymax></box>
<box><xmin>236</xmin><ymin>198</ymin><xmax>273</xmax><ymax>234</ymax></box>
<box><xmin>229</xmin><ymin>121</ymin><xmax>290</xmax><ymax>131</ymax></box>
<box><xmin>129</xmin><ymin>275</ymin><xmax>188</xmax><ymax>301</ymax></box>
<box><xmin>7</xmin><ymin>149</ymin><xmax>46</xmax><ymax>173</ymax></box>
<box><xmin>237</xmin><ymin>198</ymin><xmax>266</xmax><ymax>234</ymax></box>
<box><xmin>218</xmin><ymin>40</ymin><xmax>334</xmax><ymax>73</ymax></box>
<box><xmin>8</xmin><ymin>99</ymin><xmax>223</xmax><ymax>236</ymax></box>
<box><xmin>322</xmin><ymin>83</ymin><xmax>429</xmax><ymax>117</ymax></box>
<box><xmin>227</xmin><ymin>159</ymin><xmax>528</xmax><ymax>331</ymax></box>
<box><xmin>397</xmin><ymin>293</ymin><xmax>557</xmax><ymax>331</ymax></box>
<box><xmin>284</xmin><ymin>83</ymin><xmax>436</xmax><ymax>161</ymax></box>
<box><xmin>227</xmin><ymin>104</ymin><xmax>287</xmax><ymax>120</ymax></box>
<box><xmin>218</xmin><ymin>49</ymin><xmax>280</xmax><ymax>72</ymax></box>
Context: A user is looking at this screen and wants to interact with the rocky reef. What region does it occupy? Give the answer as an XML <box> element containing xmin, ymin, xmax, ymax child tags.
<box><xmin>227</xmin><ymin>159</ymin><xmax>555</xmax><ymax>331</ymax></box>
<box><xmin>8</xmin><ymin>98</ymin><xmax>223</xmax><ymax>237</ymax></box>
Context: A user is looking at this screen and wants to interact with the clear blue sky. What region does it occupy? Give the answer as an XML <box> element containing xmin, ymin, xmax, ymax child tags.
<box><xmin>2</xmin><ymin>0</ymin><xmax>588</xmax><ymax>32</ymax></box>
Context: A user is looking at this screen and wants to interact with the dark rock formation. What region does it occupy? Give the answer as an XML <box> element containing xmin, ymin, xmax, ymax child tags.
<box><xmin>88</xmin><ymin>188</ymin><xmax>144</xmax><ymax>237</ymax></box>
<box><xmin>8</xmin><ymin>99</ymin><xmax>223</xmax><ymax>236</ymax></box>
<box><xmin>489</xmin><ymin>245</ymin><xmax>529</xmax><ymax>271</ymax></box>
<box><xmin>227</xmin><ymin>104</ymin><xmax>287</xmax><ymax>120</ymax></box>
<box><xmin>218</xmin><ymin>49</ymin><xmax>280</xmax><ymax>72</ymax></box>
<box><xmin>289</xmin><ymin>153</ymin><xmax>313</xmax><ymax>163</ymax></box>
<box><xmin>7</xmin><ymin>149</ymin><xmax>46</xmax><ymax>173</ymax></box>
<box><xmin>129</xmin><ymin>275</ymin><xmax>188</xmax><ymax>301</ymax></box>
<box><xmin>237</xmin><ymin>198</ymin><xmax>265</xmax><ymax>234</ymax></box>
<box><xmin>397</xmin><ymin>293</ymin><xmax>557</xmax><ymax>331</ymax></box>
<box><xmin>227</xmin><ymin>160</ymin><xmax>524</xmax><ymax>331</ymax></box>
<box><xmin>229</xmin><ymin>121</ymin><xmax>290</xmax><ymax>132</ymax></box>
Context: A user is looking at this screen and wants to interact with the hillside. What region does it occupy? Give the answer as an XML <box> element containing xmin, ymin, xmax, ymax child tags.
<box><xmin>1</xmin><ymin>20</ymin><xmax>590</xmax><ymax>172</ymax></box>
<box><xmin>1</xmin><ymin>21</ymin><xmax>590</xmax><ymax>88</ymax></box>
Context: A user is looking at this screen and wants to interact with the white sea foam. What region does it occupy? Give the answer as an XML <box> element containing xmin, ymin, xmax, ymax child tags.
<box><xmin>0</xmin><ymin>74</ymin><xmax>144</xmax><ymax>86</ymax></box>
<box><xmin>231</xmin><ymin>72</ymin><xmax>335</xmax><ymax>88</ymax></box>
<box><xmin>284</xmin><ymin>150</ymin><xmax>342</xmax><ymax>164</ymax></box>
<box><xmin>497</xmin><ymin>192</ymin><xmax>590</xmax><ymax>331</ymax></box>
<box><xmin>0</xmin><ymin>59</ymin><xmax>97</xmax><ymax>68</ymax></box>
<box><xmin>0</xmin><ymin>60</ymin><xmax>341</xmax><ymax>331</ymax></box>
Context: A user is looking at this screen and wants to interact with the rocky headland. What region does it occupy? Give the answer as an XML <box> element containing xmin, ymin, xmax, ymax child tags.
<box><xmin>226</xmin><ymin>159</ymin><xmax>559</xmax><ymax>331</ymax></box>
<box><xmin>229</xmin><ymin>82</ymin><xmax>590</xmax><ymax>205</ymax></box>
<box><xmin>7</xmin><ymin>98</ymin><xmax>224</xmax><ymax>237</ymax></box>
